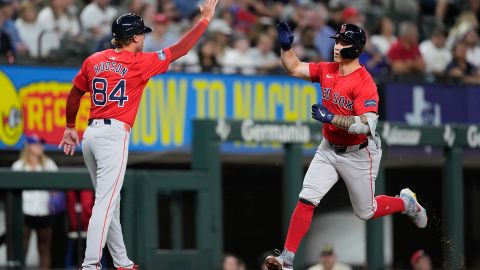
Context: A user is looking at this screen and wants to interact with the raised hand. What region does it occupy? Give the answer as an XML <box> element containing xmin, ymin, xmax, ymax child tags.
<box><xmin>311</xmin><ymin>103</ymin><xmax>335</xmax><ymax>123</ymax></box>
<box><xmin>276</xmin><ymin>21</ymin><xmax>294</xmax><ymax>50</ymax></box>
<box><xmin>58</xmin><ymin>128</ymin><xmax>80</xmax><ymax>156</ymax></box>
<box><xmin>199</xmin><ymin>0</ymin><xmax>219</xmax><ymax>22</ymax></box>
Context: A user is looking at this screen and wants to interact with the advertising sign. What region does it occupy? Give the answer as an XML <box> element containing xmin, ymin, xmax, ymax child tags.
<box><xmin>384</xmin><ymin>83</ymin><xmax>480</xmax><ymax>125</ymax></box>
<box><xmin>0</xmin><ymin>66</ymin><xmax>321</xmax><ymax>152</ymax></box>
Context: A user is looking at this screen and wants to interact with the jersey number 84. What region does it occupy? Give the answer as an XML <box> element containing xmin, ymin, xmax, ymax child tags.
<box><xmin>92</xmin><ymin>77</ymin><xmax>128</xmax><ymax>107</ymax></box>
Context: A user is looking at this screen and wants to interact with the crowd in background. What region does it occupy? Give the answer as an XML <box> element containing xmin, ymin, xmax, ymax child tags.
<box><xmin>0</xmin><ymin>0</ymin><xmax>479</xmax><ymax>83</ymax></box>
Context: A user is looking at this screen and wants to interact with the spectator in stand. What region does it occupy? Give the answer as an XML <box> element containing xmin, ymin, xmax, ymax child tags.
<box><xmin>471</xmin><ymin>0</ymin><xmax>480</xmax><ymax>25</ymax></box>
<box><xmin>328</xmin><ymin>0</ymin><xmax>371</xmax><ymax>12</ymax></box>
<box><xmin>15</xmin><ymin>1</ymin><xmax>42</xmax><ymax>58</ymax></box>
<box><xmin>11</xmin><ymin>134</ymin><xmax>61</xmax><ymax>269</ymax></box>
<box><xmin>139</xmin><ymin>2</ymin><xmax>156</xmax><ymax>29</ymax></box>
<box><xmin>222</xmin><ymin>253</ymin><xmax>241</xmax><ymax>270</ymax></box>
<box><xmin>250</xmin><ymin>33</ymin><xmax>281</xmax><ymax>74</ymax></box>
<box><xmin>309</xmin><ymin>3</ymin><xmax>335</xmax><ymax>61</ymax></box>
<box><xmin>126</xmin><ymin>0</ymin><xmax>144</xmax><ymax>15</ymax></box>
<box><xmin>230</xmin><ymin>0</ymin><xmax>257</xmax><ymax>35</ymax></box>
<box><xmin>159</xmin><ymin>0</ymin><xmax>181</xmax><ymax>24</ymax></box>
<box><xmin>359</xmin><ymin>30</ymin><xmax>389</xmax><ymax>78</ymax></box>
<box><xmin>217</xmin><ymin>7</ymin><xmax>234</xmax><ymax>27</ymax></box>
<box><xmin>198</xmin><ymin>37</ymin><xmax>221</xmax><ymax>73</ymax></box>
<box><xmin>326</xmin><ymin>4</ymin><xmax>343</xmax><ymax>30</ymax></box>
<box><xmin>307</xmin><ymin>243</ymin><xmax>351</xmax><ymax>270</ymax></box>
<box><xmin>420</xmin><ymin>28</ymin><xmax>452</xmax><ymax>76</ymax></box>
<box><xmin>298</xmin><ymin>26</ymin><xmax>322</xmax><ymax>62</ymax></box>
<box><xmin>387</xmin><ymin>21</ymin><xmax>426</xmax><ymax>75</ymax></box>
<box><xmin>250</xmin><ymin>16</ymin><xmax>276</xmax><ymax>49</ymax></box>
<box><xmin>244</xmin><ymin>0</ymin><xmax>282</xmax><ymax>18</ymax></box>
<box><xmin>37</xmin><ymin>0</ymin><xmax>81</xmax><ymax>57</ymax></box>
<box><xmin>144</xmin><ymin>13</ymin><xmax>179</xmax><ymax>52</ymax></box>
<box><xmin>172</xmin><ymin>0</ymin><xmax>198</xmax><ymax>19</ymax></box>
<box><xmin>341</xmin><ymin>6</ymin><xmax>364</xmax><ymax>26</ymax></box>
<box><xmin>463</xmin><ymin>28</ymin><xmax>480</xmax><ymax>69</ymax></box>
<box><xmin>410</xmin><ymin>249</ymin><xmax>432</xmax><ymax>270</ymax></box>
<box><xmin>222</xmin><ymin>34</ymin><xmax>255</xmax><ymax>74</ymax></box>
<box><xmin>80</xmin><ymin>0</ymin><xmax>117</xmax><ymax>41</ymax></box>
<box><xmin>0</xmin><ymin>0</ymin><xmax>28</xmax><ymax>58</ymax></box>
<box><xmin>446</xmin><ymin>11</ymin><xmax>478</xmax><ymax>49</ymax></box>
<box><xmin>207</xmin><ymin>18</ymin><xmax>232</xmax><ymax>65</ymax></box>
<box><xmin>445</xmin><ymin>41</ymin><xmax>480</xmax><ymax>84</ymax></box>
<box><xmin>0</xmin><ymin>28</ymin><xmax>14</xmax><ymax>63</ymax></box>
<box><xmin>370</xmin><ymin>17</ymin><xmax>396</xmax><ymax>56</ymax></box>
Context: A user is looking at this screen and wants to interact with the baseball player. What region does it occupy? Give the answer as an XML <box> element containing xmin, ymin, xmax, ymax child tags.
<box><xmin>265</xmin><ymin>23</ymin><xmax>428</xmax><ymax>270</ymax></box>
<box><xmin>58</xmin><ymin>1</ymin><xmax>218</xmax><ymax>269</ymax></box>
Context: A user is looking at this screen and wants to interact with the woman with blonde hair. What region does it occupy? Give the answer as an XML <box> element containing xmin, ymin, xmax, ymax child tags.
<box><xmin>11</xmin><ymin>134</ymin><xmax>59</xmax><ymax>269</ymax></box>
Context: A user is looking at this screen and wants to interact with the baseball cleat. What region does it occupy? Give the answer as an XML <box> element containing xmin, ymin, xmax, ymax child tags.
<box><xmin>265</xmin><ymin>250</ymin><xmax>293</xmax><ymax>270</ymax></box>
<box><xmin>400</xmin><ymin>188</ymin><xmax>428</xmax><ymax>228</ymax></box>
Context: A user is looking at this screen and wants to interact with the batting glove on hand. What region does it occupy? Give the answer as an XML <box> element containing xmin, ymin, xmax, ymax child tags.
<box><xmin>311</xmin><ymin>103</ymin><xmax>335</xmax><ymax>123</ymax></box>
<box><xmin>276</xmin><ymin>21</ymin><xmax>294</xmax><ymax>50</ymax></box>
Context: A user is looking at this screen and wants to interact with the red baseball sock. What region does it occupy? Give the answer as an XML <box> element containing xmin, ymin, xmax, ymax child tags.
<box><xmin>284</xmin><ymin>201</ymin><xmax>315</xmax><ymax>253</ymax></box>
<box><xmin>372</xmin><ymin>195</ymin><xmax>405</xmax><ymax>219</ymax></box>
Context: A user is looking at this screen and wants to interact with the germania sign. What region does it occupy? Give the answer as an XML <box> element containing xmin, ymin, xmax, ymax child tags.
<box><xmin>241</xmin><ymin>119</ymin><xmax>311</xmax><ymax>143</ymax></box>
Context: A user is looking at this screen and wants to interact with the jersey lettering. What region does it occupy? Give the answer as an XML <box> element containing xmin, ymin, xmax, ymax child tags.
<box><xmin>322</xmin><ymin>89</ymin><xmax>354</xmax><ymax>111</ymax></box>
<box><xmin>345</xmin><ymin>100</ymin><xmax>354</xmax><ymax>111</ymax></box>
<box><xmin>332</xmin><ymin>92</ymin><xmax>339</xmax><ymax>104</ymax></box>
<box><xmin>322</xmin><ymin>87</ymin><xmax>331</xmax><ymax>100</ymax></box>
<box><xmin>92</xmin><ymin>77</ymin><xmax>107</xmax><ymax>106</ymax></box>
<box><xmin>108</xmin><ymin>80</ymin><xmax>128</xmax><ymax>107</ymax></box>
<box><xmin>94</xmin><ymin>61</ymin><xmax>129</xmax><ymax>77</ymax></box>
<box><xmin>338</xmin><ymin>96</ymin><xmax>345</xmax><ymax>107</ymax></box>
<box><xmin>91</xmin><ymin>77</ymin><xmax>129</xmax><ymax>107</ymax></box>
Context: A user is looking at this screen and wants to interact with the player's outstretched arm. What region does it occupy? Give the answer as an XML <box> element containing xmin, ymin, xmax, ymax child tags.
<box><xmin>168</xmin><ymin>0</ymin><xmax>218</xmax><ymax>62</ymax></box>
<box><xmin>277</xmin><ymin>22</ymin><xmax>310</xmax><ymax>81</ymax></box>
<box><xmin>58</xmin><ymin>86</ymin><xmax>85</xmax><ymax>156</ymax></box>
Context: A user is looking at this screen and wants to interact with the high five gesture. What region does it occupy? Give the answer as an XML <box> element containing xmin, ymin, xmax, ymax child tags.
<box><xmin>199</xmin><ymin>0</ymin><xmax>218</xmax><ymax>21</ymax></box>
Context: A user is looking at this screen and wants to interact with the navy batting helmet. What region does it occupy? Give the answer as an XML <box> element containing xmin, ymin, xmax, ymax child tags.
<box><xmin>330</xmin><ymin>24</ymin><xmax>366</xmax><ymax>59</ymax></box>
<box><xmin>112</xmin><ymin>13</ymin><xmax>152</xmax><ymax>39</ymax></box>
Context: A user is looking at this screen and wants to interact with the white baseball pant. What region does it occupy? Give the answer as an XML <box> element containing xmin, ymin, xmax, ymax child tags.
<box><xmin>299</xmin><ymin>136</ymin><xmax>382</xmax><ymax>220</ymax></box>
<box><xmin>81</xmin><ymin>119</ymin><xmax>134</xmax><ymax>270</ymax></box>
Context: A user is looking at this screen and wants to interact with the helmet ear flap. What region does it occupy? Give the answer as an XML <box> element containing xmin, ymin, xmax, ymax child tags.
<box><xmin>339</xmin><ymin>44</ymin><xmax>363</xmax><ymax>59</ymax></box>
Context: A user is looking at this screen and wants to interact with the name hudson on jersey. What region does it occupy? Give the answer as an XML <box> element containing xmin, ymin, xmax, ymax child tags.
<box><xmin>94</xmin><ymin>61</ymin><xmax>129</xmax><ymax>77</ymax></box>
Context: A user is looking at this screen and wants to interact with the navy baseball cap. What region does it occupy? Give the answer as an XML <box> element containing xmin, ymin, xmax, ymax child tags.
<box><xmin>112</xmin><ymin>13</ymin><xmax>152</xmax><ymax>39</ymax></box>
<box><xmin>25</xmin><ymin>134</ymin><xmax>45</xmax><ymax>144</ymax></box>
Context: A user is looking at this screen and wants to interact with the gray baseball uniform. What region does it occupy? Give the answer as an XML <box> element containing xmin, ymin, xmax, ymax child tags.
<box><xmin>81</xmin><ymin>119</ymin><xmax>133</xmax><ymax>269</ymax></box>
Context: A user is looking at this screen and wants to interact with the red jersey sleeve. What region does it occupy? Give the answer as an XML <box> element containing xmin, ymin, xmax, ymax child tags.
<box><xmin>353</xmin><ymin>77</ymin><xmax>379</xmax><ymax>115</ymax></box>
<box><xmin>309</xmin><ymin>62</ymin><xmax>323</xmax><ymax>83</ymax></box>
<box><xmin>139</xmin><ymin>48</ymin><xmax>172</xmax><ymax>81</ymax></box>
<box><xmin>72</xmin><ymin>59</ymin><xmax>90</xmax><ymax>92</ymax></box>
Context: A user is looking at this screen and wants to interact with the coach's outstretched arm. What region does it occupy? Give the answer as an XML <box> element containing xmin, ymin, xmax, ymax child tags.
<box><xmin>277</xmin><ymin>22</ymin><xmax>310</xmax><ymax>81</ymax></box>
<box><xmin>168</xmin><ymin>0</ymin><xmax>218</xmax><ymax>62</ymax></box>
<box><xmin>59</xmin><ymin>86</ymin><xmax>85</xmax><ymax>155</ymax></box>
